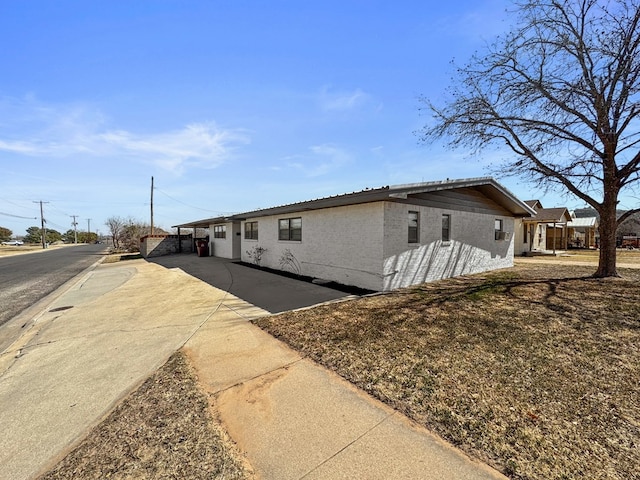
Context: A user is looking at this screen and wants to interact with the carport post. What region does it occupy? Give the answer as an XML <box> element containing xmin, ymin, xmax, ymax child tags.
<box><xmin>177</xmin><ymin>227</ymin><xmax>181</xmax><ymax>253</ymax></box>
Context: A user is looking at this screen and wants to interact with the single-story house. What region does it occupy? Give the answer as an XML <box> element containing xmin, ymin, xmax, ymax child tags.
<box><xmin>174</xmin><ymin>177</ymin><xmax>534</xmax><ymax>292</ymax></box>
<box><xmin>514</xmin><ymin>200</ymin><xmax>572</xmax><ymax>255</ymax></box>
<box><xmin>514</xmin><ymin>200</ymin><xmax>599</xmax><ymax>255</ymax></box>
<box><xmin>567</xmin><ymin>214</ymin><xmax>599</xmax><ymax>249</ymax></box>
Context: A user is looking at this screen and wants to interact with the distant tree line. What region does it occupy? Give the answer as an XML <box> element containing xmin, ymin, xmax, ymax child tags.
<box><xmin>18</xmin><ymin>227</ymin><xmax>98</xmax><ymax>244</ymax></box>
<box><xmin>0</xmin><ymin>225</ymin><xmax>103</xmax><ymax>244</ymax></box>
<box><xmin>0</xmin><ymin>227</ymin><xmax>12</xmax><ymax>242</ymax></box>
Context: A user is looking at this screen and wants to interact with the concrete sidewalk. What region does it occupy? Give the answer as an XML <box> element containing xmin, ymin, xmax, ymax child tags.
<box><xmin>186</xmin><ymin>315</ymin><xmax>507</xmax><ymax>479</ymax></box>
<box><xmin>0</xmin><ymin>258</ymin><xmax>507</xmax><ymax>480</ymax></box>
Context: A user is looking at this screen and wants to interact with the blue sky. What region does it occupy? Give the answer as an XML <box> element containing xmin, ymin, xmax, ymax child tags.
<box><xmin>0</xmin><ymin>0</ymin><xmax>585</xmax><ymax>237</ymax></box>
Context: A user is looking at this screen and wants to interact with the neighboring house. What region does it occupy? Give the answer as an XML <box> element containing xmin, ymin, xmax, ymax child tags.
<box><xmin>567</xmin><ymin>214</ymin><xmax>599</xmax><ymax>249</ymax></box>
<box><xmin>514</xmin><ymin>201</ymin><xmax>599</xmax><ymax>254</ymax></box>
<box><xmin>174</xmin><ymin>177</ymin><xmax>534</xmax><ymax>292</ymax></box>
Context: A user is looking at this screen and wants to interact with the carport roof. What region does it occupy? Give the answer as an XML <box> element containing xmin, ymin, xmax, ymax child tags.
<box><xmin>173</xmin><ymin>216</ymin><xmax>238</xmax><ymax>229</ymax></box>
<box><xmin>568</xmin><ymin>216</ymin><xmax>598</xmax><ymax>228</ymax></box>
<box><xmin>173</xmin><ymin>177</ymin><xmax>534</xmax><ymax>228</ymax></box>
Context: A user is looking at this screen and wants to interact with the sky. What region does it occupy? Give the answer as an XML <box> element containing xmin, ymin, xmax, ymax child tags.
<box><xmin>0</xmin><ymin>0</ymin><xmax>591</xmax><ymax>238</ymax></box>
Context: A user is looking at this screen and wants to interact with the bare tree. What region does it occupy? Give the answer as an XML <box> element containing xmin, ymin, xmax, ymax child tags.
<box><xmin>421</xmin><ymin>0</ymin><xmax>640</xmax><ymax>277</ymax></box>
<box><xmin>120</xmin><ymin>218</ymin><xmax>150</xmax><ymax>252</ymax></box>
<box><xmin>105</xmin><ymin>216</ymin><xmax>125</xmax><ymax>250</ymax></box>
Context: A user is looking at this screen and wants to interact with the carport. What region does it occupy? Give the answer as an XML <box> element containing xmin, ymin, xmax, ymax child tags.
<box><xmin>173</xmin><ymin>218</ymin><xmax>214</xmax><ymax>254</ymax></box>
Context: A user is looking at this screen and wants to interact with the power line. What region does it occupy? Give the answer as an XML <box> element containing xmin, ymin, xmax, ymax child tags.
<box><xmin>47</xmin><ymin>202</ymin><xmax>71</xmax><ymax>217</ymax></box>
<box><xmin>154</xmin><ymin>188</ymin><xmax>235</xmax><ymax>215</ymax></box>
<box><xmin>0</xmin><ymin>211</ymin><xmax>38</xmax><ymax>220</ymax></box>
<box><xmin>44</xmin><ymin>219</ymin><xmax>70</xmax><ymax>232</ymax></box>
<box><xmin>0</xmin><ymin>197</ymin><xmax>35</xmax><ymax>211</ymax></box>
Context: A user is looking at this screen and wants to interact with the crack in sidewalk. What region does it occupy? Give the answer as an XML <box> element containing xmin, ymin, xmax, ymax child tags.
<box><xmin>298</xmin><ymin>412</ymin><xmax>396</xmax><ymax>479</ymax></box>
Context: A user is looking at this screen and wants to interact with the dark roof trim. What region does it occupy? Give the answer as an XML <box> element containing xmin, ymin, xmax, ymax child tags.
<box><xmin>173</xmin><ymin>216</ymin><xmax>241</xmax><ymax>229</ymax></box>
<box><xmin>240</xmin><ymin>177</ymin><xmax>535</xmax><ymax>219</ymax></box>
<box><xmin>173</xmin><ymin>177</ymin><xmax>535</xmax><ymax>227</ymax></box>
<box><xmin>386</xmin><ymin>177</ymin><xmax>535</xmax><ymax>216</ymax></box>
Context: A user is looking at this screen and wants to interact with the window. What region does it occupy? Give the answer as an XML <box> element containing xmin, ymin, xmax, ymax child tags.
<box><xmin>408</xmin><ymin>211</ymin><xmax>419</xmax><ymax>243</ymax></box>
<box><xmin>279</xmin><ymin>217</ymin><xmax>302</xmax><ymax>241</ymax></box>
<box><xmin>441</xmin><ymin>214</ymin><xmax>451</xmax><ymax>242</ymax></box>
<box><xmin>213</xmin><ymin>225</ymin><xmax>226</xmax><ymax>239</ymax></box>
<box><xmin>244</xmin><ymin>221</ymin><xmax>258</xmax><ymax>240</ymax></box>
<box><xmin>495</xmin><ymin>219</ymin><xmax>504</xmax><ymax>240</ymax></box>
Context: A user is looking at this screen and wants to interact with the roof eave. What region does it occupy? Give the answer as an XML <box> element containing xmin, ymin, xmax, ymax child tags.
<box><xmin>390</xmin><ymin>177</ymin><xmax>535</xmax><ymax>216</ymax></box>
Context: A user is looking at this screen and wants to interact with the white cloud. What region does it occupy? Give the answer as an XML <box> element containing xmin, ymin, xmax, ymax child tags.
<box><xmin>0</xmin><ymin>139</ymin><xmax>42</xmax><ymax>155</ymax></box>
<box><xmin>437</xmin><ymin>0</ymin><xmax>510</xmax><ymax>41</ymax></box>
<box><xmin>318</xmin><ymin>86</ymin><xmax>370</xmax><ymax>112</ymax></box>
<box><xmin>285</xmin><ymin>144</ymin><xmax>351</xmax><ymax>177</ymax></box>
<box><xmin>97</xmin><ymin>123</ymin><xmax>249</xmax><ymax>172</ymax></box>
<box><xmin>0</xmin><ymin>97</ymin><xmax>250</xmax><ymax>174</ymax></box>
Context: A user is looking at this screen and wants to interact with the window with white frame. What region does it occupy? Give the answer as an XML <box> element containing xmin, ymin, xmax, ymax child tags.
<box><xmin>408</xmin><ymin>211</ymin><xmax>419</xmax><ymax>243</ymax></box>
<box><xmin>244</xmin><ymin>221</ymin><xmax>258</xmax><ymax>240</ymax></box>
<box><xmin>278</xmin><ymin>217</ymin><xmax>302</xmax><ymax>241</ymax></box>
<box><xmin>442</xmin><ymin>214</ymin><xmax>451</xmax><ymax>242</ymax></box>
<box><xmin>213</xmin><ymin>225</ymin><xmax>226</xmax><ymax>239</ymax></box>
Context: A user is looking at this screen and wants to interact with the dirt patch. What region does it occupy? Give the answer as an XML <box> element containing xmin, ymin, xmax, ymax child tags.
<box><xmin>38</xmin><ymin>352</ymin><xmax>253</xmax><ymax>480</ymax></box>
<box><xmin>255</xmin><ymin>263</ymin><xmax>640</xmax><ymax>480</ymax></box>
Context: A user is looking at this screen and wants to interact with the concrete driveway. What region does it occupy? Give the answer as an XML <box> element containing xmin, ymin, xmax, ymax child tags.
<box><xmin>148</xmin><ymin>254</ymin><xmax>355</xmax><ymax>313</ymax></box>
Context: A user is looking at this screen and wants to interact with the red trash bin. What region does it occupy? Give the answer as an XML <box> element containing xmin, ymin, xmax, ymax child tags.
<box><xmin>196</xmin><ymin>240</ymin><xmax>208</xmax><ymax>257</ymax></box>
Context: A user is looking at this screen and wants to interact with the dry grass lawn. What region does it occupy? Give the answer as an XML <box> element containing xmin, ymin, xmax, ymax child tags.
<box><xmin>0</xmin><ymin>244</ymin><xmax>46</xmax><ymax>256</ymax></box>
<box><xmin>255</xmin><ymin>262</ymin><xmax>640</xmax><ymax>480</ymax></box>
<box><xmin>39</xmin><ymin>352</ymin><xmax>252</xmax><ymax>480</ymax></box>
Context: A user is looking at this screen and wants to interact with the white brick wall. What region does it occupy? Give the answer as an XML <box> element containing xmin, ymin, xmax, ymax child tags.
<box><xmin>240</xmin><ymin>201</ymin><xmax>516</xmax><ymax>291</ymax></box>
<box><xmin>210</xmin><ymin>221</ymin><xmax>241</xmax><ymax>259</ymax></box>
<box><xmin>382</xmin><ymin>203</ymin><xmax>514</xmax><ymax>290</ymax></box>
<box><xmin>242</xmin><ymin>203</ymin><xmax>386</xmax><ymax>291</ymax></box>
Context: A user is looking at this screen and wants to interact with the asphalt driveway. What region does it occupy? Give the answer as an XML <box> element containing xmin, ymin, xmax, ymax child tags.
<box><xmin>148</xmin><ymin>254</ymin><xmax>354</xmax><ymax>313</ymax></box>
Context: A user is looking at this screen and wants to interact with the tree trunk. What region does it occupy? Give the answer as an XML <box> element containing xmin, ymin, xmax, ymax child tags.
<box><xmin>594</xmin><ymin>196</ymin><xmax>619</xmax><ymax>277</ymax></box>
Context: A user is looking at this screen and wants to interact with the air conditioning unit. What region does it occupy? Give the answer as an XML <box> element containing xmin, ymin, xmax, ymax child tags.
<box><xmin>495</xmin><ymin>231</ymin><xmax>511</xmax><ymax>241</ymax></box>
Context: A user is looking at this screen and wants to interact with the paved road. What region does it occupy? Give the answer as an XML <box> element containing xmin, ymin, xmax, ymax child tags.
<box><xmin>0</xmin><ymin>244</ymin><xmax>107</xmax><ymax>327</ymax></box>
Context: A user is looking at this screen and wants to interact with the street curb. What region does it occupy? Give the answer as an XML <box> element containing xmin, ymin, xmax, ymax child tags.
<box><xmin>0</xmin><ymin>252</ymin><xmax>108</xmax><ymax>355</ymax></box>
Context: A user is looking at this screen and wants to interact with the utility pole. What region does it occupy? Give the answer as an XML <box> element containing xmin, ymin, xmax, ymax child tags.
<box><xmin>87</xmin><ymin>219</ymin><xmax>91</xmax><ymax>243</ymax></box>
<box><xmin>150</xmin><ymin>176</ymin><xmax>154</xmax><ymax>235</ymax></box>
<box><xmin>70</xmin><ymin>215</ymin><xmax>78</xmax><ymax>244</ymax></box>
<box><xmin>34</xmin><ymin>201</ymin><xmax>49</xmax><ymax>249</ymax></box>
